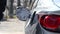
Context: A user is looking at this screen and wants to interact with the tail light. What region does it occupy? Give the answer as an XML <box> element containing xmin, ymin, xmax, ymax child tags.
<box><xmin>39</xmin><ymin>15</ymin><xmax>60</xmax><ymax>31</ymax></box>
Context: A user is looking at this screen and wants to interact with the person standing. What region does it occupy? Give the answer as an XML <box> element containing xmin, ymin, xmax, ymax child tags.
<box><xmin>0</xmin><ymin>0</ymin><xmax>7</xmax><ymax>20</ymax></box>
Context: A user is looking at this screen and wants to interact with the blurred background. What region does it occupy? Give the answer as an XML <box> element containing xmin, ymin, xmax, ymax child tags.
<box><xmin>4</xmin><ymin>0</ymin><xmax>19</xmax><ymax>19</ymax></box>
<box><xmin>0</xmin><ymin>0</ymin><xmax>37</xmax><ymax>34</ymax></box>
<box><xmin>4</xmin><ymin>0</ymin><xmax>37</xmax><ymax>19</ymax></box>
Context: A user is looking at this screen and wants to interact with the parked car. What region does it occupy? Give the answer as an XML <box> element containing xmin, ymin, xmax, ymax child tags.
<box><xmin>25</xmin><ymin>0</ymin><xmax>60</xmax><ymax>34</ymax></box>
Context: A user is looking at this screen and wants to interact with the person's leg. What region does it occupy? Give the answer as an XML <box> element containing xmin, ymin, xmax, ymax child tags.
<box><xmin>0</xmin><ymin>0</ymin><xmax>7</xmax><ymax>20</ymax></box>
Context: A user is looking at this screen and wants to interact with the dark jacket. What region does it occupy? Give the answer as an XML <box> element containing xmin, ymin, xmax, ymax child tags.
<box><xmin>0</xmin><ymin>0</ymin><xmax>7</xmax><ymax>13</ymax></box>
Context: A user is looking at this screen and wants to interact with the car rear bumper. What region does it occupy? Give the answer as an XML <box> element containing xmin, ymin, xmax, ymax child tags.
<box><xmin>40</xmin><ymin>25</ymin><xmax>60</xmax><ymax>34</ymax></box>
